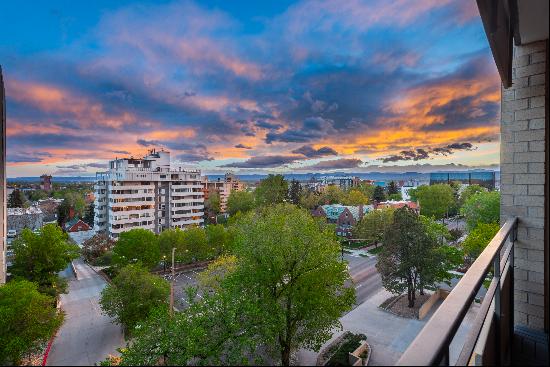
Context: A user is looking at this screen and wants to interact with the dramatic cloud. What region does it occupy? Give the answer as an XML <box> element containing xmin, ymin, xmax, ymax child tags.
<box><xmin>299</xmin><ymin>158</ymin><xmax>364</xmax><ymax>170</ymax></box>
<box><xmin>221</xmin><ymin>155</ymin><xmax>301</xmax><ymax>168</ymax></box>
<box><xmin>380</xmin><ymin>142</ymin><xmax>475</xmax><ymax>163</ymax></box>
<box><xmin>2</xmin><ymin>0</ymin><xmax>500</xmax><ymax>176</ymax></box>
<box><xmin>292</xmin><ymin>145</ymin><xmax>338</xmax><ymax>158</ymax></box>
<box><xmin>235</xmin><ymin>144</ymin><xmax>253</xmax><ymax>149</ymax></box>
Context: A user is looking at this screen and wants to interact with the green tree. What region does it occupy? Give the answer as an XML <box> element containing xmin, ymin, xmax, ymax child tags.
<box><xmin>205</xmin><ymin>190</ymin><xmax>221</xmax><ymax>222</ymax></box>
<box><xmin>357</xmin><ymin>183</ymin><xmax>375</xmax><ymax>203</ymax></box>
<box><xmin>462</xmin><ymin>222</ymin><xmax>500</xmax><ymax>261</ymax></box>
<box><xmin>415</xmin><ymin>184</ymin><xmax>454</xmax><ymax>219</ymax></box>
<box><xmin>387</xmin><ymin>181</ymin><xmax>399</xmax><ymax>196</ymax></box>
<box><xmin>376</xmin><ymin>207</ymin><xmax>437</xmax><ymax>307</ymax></box>
<box><xmin>158</xmin><ymin>228</ymin><xmax>186</xmax><ymax>263</ymax></box>
<box><xmin>372</xmin><ymin>185</ymin><xmax>386</xmax><ymax>202</ymax></box>
<box><xmin>343</xmin><ymin>189</ymin><xmax>368</xmax><ymax>205</ymax></box>
<box><xmin>7</xmin><ymin>189</ymin><xmax>27</xmax><ymax>208</ymax></box>
<box><xmin>0</xmin><ymin>280</ymin><xmax>63</xmax><ymax>365</ymax></box>
<box><xmin>288</xmin><ymin>179</ymin><xmax>303</xmax><ymax>205</ymax></box>
<box><xmin>254</xmin><ymin>174</ymin><xmax>288</xmax><ymax>206</ymax></box>
<box><xmin>460</xmin><ymin>191</ymin><xmax>500</xmax><ymax>230</ymax></box>
<box><xmin>99</xmin><ymin>264</ymin><xmax>170</xmax><ymax>335</ymax></box>
<box><xmin>112</xmin><ymin>228</ymin><xmax>161</xmax><ymax>270</ymax></box>
<box><xmin>226</xmin><ymin>190</ymin><xmax>255</xmax><ymax>216</ymax></box>
<box><xmin>388</xmin><ymin>192</ymin><xmax>403</xmax><ymax>201</ymax></box>
<box><xmin>57</xmin><ymin>199</ymin><xmax>71</xmax><ymax>227</ymax></box>
<box><xmin>229</xmin><ymin>204</ymin><xmax>355</xmax><ymax>365</ymax></box>
<box><xmin>206</xmin><ymin>224</ymin><xmax>231</xmax><ymax>256</ymax></box>
<box><xmin>352</xmin><ymin>208</ymin><xmax>394</xmax><ymax>246</ymax></box>
<box><xmin>83</xmin><ymin>202</ymin><xmax>95</xmax><ymax>226</ymax></box>
<box><xmin>319</xmin><ymin>185</ymin><xmax>344</xmax><ymax>204</ymax></box>
<box><xmin>26</xmin><ymin>189</ymin><xmax>48</xmax><ymax>202</ymax></box>
<box><xmin>182</xmin><ymin>226</ymin><xmax>209</xmax><ymax>261</ymax></box>
<box><xmin>10</xmin><ymin>224</ymin><xmax>80</xmax><ymax>296</ymax></box>
<box><xmin>299</xmin><ymin>190</ymin><xmax>321</xmax><ymax>209</ymax></box>
<box><xmin>459</xmin><ymin>184</ymin><xmax>488</xmax><ymax>207</ymax></box>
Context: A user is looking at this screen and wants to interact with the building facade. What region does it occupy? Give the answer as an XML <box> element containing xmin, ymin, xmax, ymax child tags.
<box><xmin>7</xmin><ymin>207</ymin><xmax>44</xmax><ymax>233</ymax></box>
<box><xmin>94</xmin><ymin>150</ymin><xmax>204</xmax><ymax>238</ymax></box>
<box><xmin>202</xmin><ymin>173</ymin><xmax>245</xmax><ymax>214</ymax></box>
<box><xmin>429</xmin><ymin>171</ymin><xmax>496</xmax><ymax>189</ymax></box>
<box><xmin>40</xmin><ymin>174</ymin><xmax>52</xmax><ymax>191</ymax></box>
<box><xmin>312</xmin><ymin>204</ymin><xmax>373</xmax><ymax>237</ymax></box>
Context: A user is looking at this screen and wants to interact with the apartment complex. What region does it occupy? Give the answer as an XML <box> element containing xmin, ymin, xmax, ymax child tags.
<box><xmin>94</xmin><ymin>150</ymin><xmax>204</xmax><ymax>238</ymax></box>
<box><xmin>202</xmin><ymin>173</ymin><xmax>245</xmax><ymax>214</ymax></box>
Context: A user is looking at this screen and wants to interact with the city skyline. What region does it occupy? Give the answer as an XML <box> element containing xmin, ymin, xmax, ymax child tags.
<box><xmin>2</xmin><ymin>0</ymin><xmax>500</xmax><ymax>177</ymax></box>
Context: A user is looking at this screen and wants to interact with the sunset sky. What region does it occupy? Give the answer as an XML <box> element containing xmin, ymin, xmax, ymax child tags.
<box><xmin>1</xmin><ymin>0</ymin><xmax>501</xmax><ymax>177</ymax></box>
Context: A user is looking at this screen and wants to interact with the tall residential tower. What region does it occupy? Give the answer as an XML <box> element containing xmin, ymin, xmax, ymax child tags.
<box><xmin>94</xmin><ymin>150</ymin><xmax>204</xmax><ymax>238</ymax></box>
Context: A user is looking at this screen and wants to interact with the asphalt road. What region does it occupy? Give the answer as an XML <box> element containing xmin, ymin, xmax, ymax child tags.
<box><xmin>166</xmin><ymin>254</ymin><xmax>381</xmax><ymax>310</ymax></box>
<box><xmin>345</xmin><ymin>254</ymin><xmax>383</xmax><ymax>306</ymax></box>
<box><xmin>47</xmin><ymin>259</ymin><xmax>124</xmax><ymax>366</ymax></box>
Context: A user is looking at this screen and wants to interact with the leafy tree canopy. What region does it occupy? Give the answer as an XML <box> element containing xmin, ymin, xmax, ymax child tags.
<box><xmin>10</xmin><ymin>224</ymin><xmax>80</xmax><ymax>296</ymax></box>
<box><xmin>7</xmin><ymin>189</ymin><xmax>27</xmax><ymax>208</ymax></box>
<box><xmin>99</xmin><ymin>264</ymin><xmax>170</xmax><ymax>335</ymax></box>
<box><xmin>462</xmin><ymin>222</ymin><xmax>500</xmax><ymax>260</ymax></box>
<box><xmin>226</xmin><ymin>190</ymin><xmax>255</xmax><ymax>216</ymax></box>
<box><xmin>342</xmin><ymin>189</ymin><xmax>368</xmax><ymax>205</ymax></box>
<box><xmin>372</xmin><ymin>185</ymin><xmax>386</xmax><ymax>202</ymax></box>
<box><xmin>414</xmin><ymin>184</ymin><xmax>454</xmax><ymax>219</ymax></box>
<box><xmin>352</xmin><ymin>208</ymin><xmax>394</xmax><ymax>245</ymax></box>
<box><xmin>460</xmin><ymin>191</ymin><xmax>500</xmax><ymax>230</ymax></box>
<box><xmin>254</xmin><ymin>174</ymin><xmax>288</xmax><ymax>206</ymax></box>
<box><xmin>112</xmin><ymin>228</ymin><xmax>160</xmax><ymax>269</ymax></box>
<box><xmin>82</xmin><ymin>233</ymin><xmax>115</xmax><ymax>263</ymax></box>
<box><xmin>288</xmin><ymin>179</ymin><xmax>303</xmax><ymax>206</ymax></box>
<box><xmin>0</xmin><ymin>280</ymin><xmax>63</xmax><ymax>365</ymax></box>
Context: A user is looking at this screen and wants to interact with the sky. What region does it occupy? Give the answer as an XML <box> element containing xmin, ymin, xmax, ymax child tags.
<box><xmin>1</xmin><ymin>0</ymin><xmax>501</xmax><ymax>177</ymax></box>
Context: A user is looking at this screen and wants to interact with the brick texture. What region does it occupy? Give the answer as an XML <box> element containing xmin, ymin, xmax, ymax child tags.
<box><xmin>500</xmin><ymin>41</ymin><xmax>546</xmax><ymax>331</ymax></box>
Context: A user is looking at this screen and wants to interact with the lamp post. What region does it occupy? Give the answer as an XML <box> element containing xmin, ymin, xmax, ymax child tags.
<box><xmin>169</xmin><ymin>247</ymin><xmax>176</xmax><ymax>317</ymax></box>
<box><xmin>163</xmin><ymin>255</ymin><xmax>167</xmax><ymax>274</ymax></box>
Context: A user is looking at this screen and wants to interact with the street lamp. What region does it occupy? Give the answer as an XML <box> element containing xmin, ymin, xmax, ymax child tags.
<box><xmin>163</xmin><ymin>255</ymin><xmax>167</xmax><ymax>274</ymax></box>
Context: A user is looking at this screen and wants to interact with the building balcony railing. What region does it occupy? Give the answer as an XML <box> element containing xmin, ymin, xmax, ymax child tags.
<box><xmin>397</xmin><ymin>217</ymin><xmax>518</xmax><ymax>366</ymax></box>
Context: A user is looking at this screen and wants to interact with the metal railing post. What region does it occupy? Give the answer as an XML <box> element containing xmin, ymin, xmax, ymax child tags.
<box><xmin>493</xmin><ymin>248</ymin><xmax>502</xmax><ymax>366</ymax></box>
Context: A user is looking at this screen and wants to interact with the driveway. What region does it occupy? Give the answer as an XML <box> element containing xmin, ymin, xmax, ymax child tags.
<box><xmin>46</xmin><ymin>259</ymin><xmax>124</xmax><ymax>366</ymax></box>
<box><xmin>297</xmin><ymin>288</ymin><xmax>479</xmax><ymax>366</ymax></box>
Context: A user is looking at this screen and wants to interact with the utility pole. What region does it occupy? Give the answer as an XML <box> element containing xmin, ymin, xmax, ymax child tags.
<box><xmin>170</xmin><ymin>247</ymin><xmax>176</xmax><ymax>317</ymax></box>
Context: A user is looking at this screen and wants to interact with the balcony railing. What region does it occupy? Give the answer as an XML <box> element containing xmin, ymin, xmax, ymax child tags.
<box><xmin>397</xmin><ymin>217</ymin><xmax>518</xmax><ymax>366</ymax></box>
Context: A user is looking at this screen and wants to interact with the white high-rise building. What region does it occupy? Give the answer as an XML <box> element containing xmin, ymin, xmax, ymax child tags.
<box><xmin>94</xmin><ymin>149</ymin><xmax>204</xmax><ymax>238</ymax></box>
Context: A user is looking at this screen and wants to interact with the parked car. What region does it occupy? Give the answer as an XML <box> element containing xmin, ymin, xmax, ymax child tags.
<box><xmin>7</xmin><ymin>229</ymin><xmax>17</xmax><ymax>238</ymax></box>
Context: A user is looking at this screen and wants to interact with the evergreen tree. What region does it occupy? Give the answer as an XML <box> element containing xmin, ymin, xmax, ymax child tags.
<box><xmin>7</xmin><ymin>189</ymin><xmax>26</xmax><ymax>208</ymax></box>
<box><xmin>387</xmin><ymin>181</ymin><xmax>399</xmax><ymax>196</ymax></box>
<box><xmin>372</xmin><ymin>185</ymin><xmax>386</xmax><ymax>202</ymax></box>
<box><xmin>83</xmin><ymin>202</ymin><xmax>95</xmax><ymax>226</ymax></box>
<box><xmin>288</xmin><ymin>179</ymin><xmax>303</xmax><ymax>205</ymax></box>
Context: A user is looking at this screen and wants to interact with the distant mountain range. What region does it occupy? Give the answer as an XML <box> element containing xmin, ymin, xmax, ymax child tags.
<box><xmin>8</xmin><ymin>169</ymin><xmax>500</xmax><ymax>184</ymax></box>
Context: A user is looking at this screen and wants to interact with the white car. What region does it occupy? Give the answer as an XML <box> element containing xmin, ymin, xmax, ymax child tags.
<box><xmin>7</xmin><ymin>229</ymin><xmax>17</xmax><ymax>238</ymax></box>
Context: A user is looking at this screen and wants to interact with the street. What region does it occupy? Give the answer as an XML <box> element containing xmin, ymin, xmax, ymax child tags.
<box><xmin>46</xmin><ymin>259</ymin><xmax>124</xmax><ymax>366</ymax></box>
<box><xmin>345</xmin><ymin>254</ymin><xmax>383</xmax><ymax>306</ymax></box>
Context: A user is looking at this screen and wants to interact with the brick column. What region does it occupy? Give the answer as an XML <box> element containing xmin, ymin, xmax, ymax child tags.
<box><xmin>501</xmin><ymin>40</ymin><xmax>547</xmax><ymax>331</ymax></box>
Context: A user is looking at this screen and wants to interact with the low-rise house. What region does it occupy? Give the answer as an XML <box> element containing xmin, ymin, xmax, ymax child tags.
<box><xmin>312</xmin><ymin>204</ymin><xmax>374</xmax><ymax>237</ymax></box>
<box><xmin>7</xmin><ymin>207</ymin><xmax>44</xmax><ymax>233</ymax></box>
<box><xmin>64</xmin><ymin>218</ymin><xmax>91</xmax><ymax>233</ymax></box>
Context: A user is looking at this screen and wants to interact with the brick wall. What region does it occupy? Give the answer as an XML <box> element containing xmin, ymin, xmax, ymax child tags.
<box><xmin>501</xmin><ymin>40</ymin><xmax>547</xmax><ymax>331</ymax></box>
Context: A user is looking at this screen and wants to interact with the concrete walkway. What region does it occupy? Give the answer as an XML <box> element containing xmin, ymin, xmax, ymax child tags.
<box><xmin>297</xmin><ymin>289</ymin><xmax>479</xmax><ymax>365</ymax></box>
<box><xmin>47</xmin><ymin>259</ymin><xmax>124</xmax><ymax>366</ymax></box>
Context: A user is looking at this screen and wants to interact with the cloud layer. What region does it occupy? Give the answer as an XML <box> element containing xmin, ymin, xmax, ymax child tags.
<box><xmin>2</xmin><ymin>0</ymin><xmax>500</xmax><ymax>176</ymax></box>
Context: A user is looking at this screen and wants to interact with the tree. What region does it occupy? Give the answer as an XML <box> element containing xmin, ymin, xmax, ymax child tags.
<box><xmin>357</xmin><ymin>183</ymin><xmax>375</xmax><ymax>203</ymax></box>
<box><xmin>0</xmin><ymin>280</ymin><xmax>63</xmax><ymax>365</ymax></box>
<box><xmin>7</xmin><ymin>189</ymin><xmax>26</xmax><ymax>208</ymax></box>
<box><xmin>388</xmin><ymin>192</ymin><xmax>403</xmax><ymax>201</ymax></box>
<box><xmin>343</xmin><ymin>189</ymin><xmax>368</xmax><ymax>205</ymax></box>
<box><xmin>158</xmin><ymin>228</ymin><xmax>186</xmax><ymax>263</ymax></box>
<box><xmin>414</xmin><ymin>184</ymin><xmax>454</xmax><ymax>219</ymax></box>
<box><xmin>461</xmin><ymin>191</ymin><xmax>500</xmax><ymax>230</ymax></box>
<box><xmin>10</xmin><ymin>224</ymin><xmax>80</xmax><ymax>296</ymax></box>
<box><xmin>459</xmin><ymin>184</ymin><xmax>488</xmax><ymax>207</ymax></box>
<box><xmin>57</xmin><ymin>199</ymin><xmax>71</xmax><ymax>227</ymax></box>
<box><xmin>352</xmin><ymin>208</ymin><xmax>394</xmax><ymax>246</ymax></box>
<box><xmin>226</xmin><ymin>190</ymin><xmax>255</xmax><ymax>216</ymax></box>
<box><xmin>182</xmin><ymin>226</ymin><xmax>209</xmax><ymax>261</ymax></box>
<box><xmin>206</xmin><ymin>224</ymin><xmax>231</xmax><ymax>256</ymax></box>
<box><xmin>83</xmin><ymin>202</ymin><xmax>95</xmax><ymax>226</ymax></box>
<box><xmin>299</xmin><ymin>190</ymin><xmax>322</xmax><ymax>210</ymax></box>
<box><xmin>254</xmin><ymin>174</ymin><xmax>288</xmax><ymax>206</ymax></box>
<box><xmin>319</xmin><ymin>185</ymin><xmax>344</xmax><ymax>204</ymax></box>
<box><xmin>229</xmin><ymin>204</ymin><xmax>355</xmax><ymax>365</ymax></box>
<box><xmin>205</xmin><ymin>190</ymin><xmax>221</xmax><ymax>222</ymax></box>
<box><xmin>198</xmin><ymin>255</ymin><xmax>238</xmax><ymax>293</ymax></box>
<box><xmin>387</xmin><ymin>181</ymin><xmax>399</xmax><ymax>196</ymax></box>
<box><xmin>288</xmin><ymin>179</ymin><xmax>303</xmax><ymax>205</ymax></box>
<box><xmin>82</xmin><ymin>233</ymin><xmax>115</xmax><ymax>263</ymax></box>
<box><xmin>26</xmin><ymin>189</ymin><xmax>48</xmax><ymax>202</ymax></box>
<box><xmin>376</xmin><ymin>207</ymin><xmax>437</xmax><ymax>307</ymax></box>
<box><xmin>112</xmin><ymin>228</ymin><xmax>161</xmax><ymax>270</ymax></box>
<box><xmin>462</xmin><ymin>222</ymin><xmax>500</xmax><ymax>261</ymax></box>
<box><xmin>372</xmin><ymin>185</ymin><xmax>386</xmax><ymax>202</ymax></box>
<box><xmin>99</xmin><ymin>264</ymin><xmax>170</xmax><ymax>335</ymax></box>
